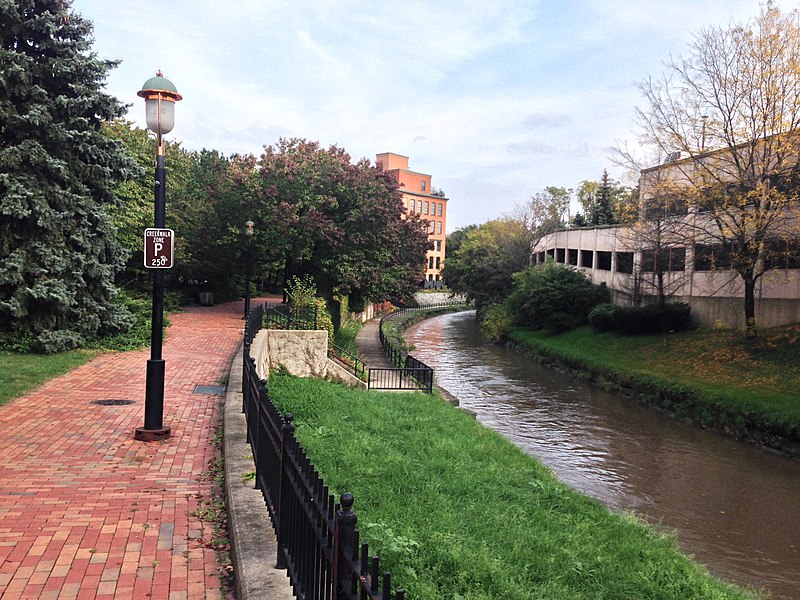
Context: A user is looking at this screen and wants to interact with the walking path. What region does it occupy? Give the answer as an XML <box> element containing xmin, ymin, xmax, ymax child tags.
<box><xmin>0</xmin><ymin>299</ymin><xmax>462</xmax><ymax>600</ymax></box>
<box><xmin>0</xmin><ymin>297</ymin><xmax>276</xmax><ymax>600</ymax></box>
<box><xmin>354</xmin><ymin>318</ymin><xmax>394</xmax><ymax>370</ymax></box>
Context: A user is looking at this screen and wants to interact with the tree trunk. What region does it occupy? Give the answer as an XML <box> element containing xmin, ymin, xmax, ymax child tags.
<box><xmin>744</xmin><ymin>277</ymin><xmax>757</xmax><ymax>339</ymax></box>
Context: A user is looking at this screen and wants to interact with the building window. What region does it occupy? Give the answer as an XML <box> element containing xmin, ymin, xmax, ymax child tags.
<box><xmin>410</xmin><ymin>199</ymin><xmax>415</xmax><ymax>213</ymax></box>
<box><xmin>435</xmin><ymin>256</ymin><xmax>441</xmax><ymax>269</ymax></box>
<box><xmin>580</xmin><ymin>250</ymin><xmax>593</xmax><ymax>268</ymax></box>
<box><xmin>596</xmin><ymin>251</ymin><xmax>612</xmax><ymax>271</ymax></box>
<box><xmin>437</xmin><ymin>203</ymin><xmax>443</xmax><ymax>216</ymax></box>
<box><xmin>428</xmin><ymin>256</ymin><xmax>434</xmax><ymax>269</ymax></box>
<box><xmin>556</xmin><ymin>248</ymin><xmax>566</xmax><ymax>263</ymax></box>
<box><xmin>615</xmin><ymin>252</ymin><xmax>633</xmax><ymax>274</ymax></box>
<box><xmin>436</xmin><ymin>240</ymin><xmax>442</xmax><ymax>251</ymax></box>
<box><xmin>424</xmin><ymin>201</ymin><xmax>429</xmax><ymax>215</ymax></box>
<box><xmin>568</xmin><ymin>249</ymin><xmax>578</xmax><ymax>266</ymax></box>
<box><xmin>765</xmin><ymin>239</ymin><xmax>800</xmax><ymax>270</ymax></box>
<box><xmin>429</xmin><ymin>221</ymin><xmax>434</xmax><ymax>234</ymax></box>
<box><xmin>437</xmin><ymin>221</ymin><xmax>442</xmax><ymax>234</ymax></box>
<box><xmin>642</xmin><ymin>247</ymin><xmax>686</xmax><ymax>272</ymax></box>
<box><xmin>422</xmin><ymin>181</ymin><xmax>426</xmax><ymax>192</ymax></box>
<box><xmin>417</xmin><ymin>202</ymin><xmax>422</xmax><ymax>214</ymax></box>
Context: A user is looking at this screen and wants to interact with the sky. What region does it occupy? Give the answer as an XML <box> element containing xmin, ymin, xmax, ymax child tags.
<box><xmin>72</xmin><ymin>0</ymin><xmax>799</xmax><ymax>232</ymax></box>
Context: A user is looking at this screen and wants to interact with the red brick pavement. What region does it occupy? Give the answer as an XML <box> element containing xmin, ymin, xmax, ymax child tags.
<box><xmin>0</xmin><ymin>298</ymin><xmax>277</xmax><ymax>600</ymax></box>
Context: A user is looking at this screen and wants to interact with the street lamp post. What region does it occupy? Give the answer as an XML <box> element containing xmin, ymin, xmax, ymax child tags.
<box><xmin>135</xmin><ymin>71</ymin><xmax>182</xmax><ymax>442</ymax></box>
<box><xmin>243</xmin><ymin>220</ymin><xmax>254</xmax><ymax>319</ymax></box>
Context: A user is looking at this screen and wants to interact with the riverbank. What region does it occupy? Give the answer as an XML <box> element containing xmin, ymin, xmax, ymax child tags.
<box><xmin>268</xmin><ymin>372</ymin><xmax>759</xmax><ymax>599</ymax></box>
<box><xmin>506</xmin><ymin>324</ymin><xmax>800</xmax><ymax>458</ymax></box>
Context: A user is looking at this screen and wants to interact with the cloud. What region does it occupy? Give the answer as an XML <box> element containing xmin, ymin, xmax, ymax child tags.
<box><xmin>522</xmin><ymin>113</ymin><xmax>573</xmax><ymax>130</ymax></box>
<box><xmin>506</xmin><ymin>141</ymin><xmax>557</xmax><ymax>155</ymax></box>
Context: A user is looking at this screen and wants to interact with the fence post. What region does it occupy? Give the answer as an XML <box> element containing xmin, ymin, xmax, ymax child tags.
<box><xmin>275</xmin><ymin>412</ymin><xmax>295</xmax><ymax>570</ymax></box>
<box><xmin>252</xmin><ymin>378</ymin><xmax>267</xmax><ymax>489</ymax></box>
<box><xmin>333</xmin><ymin>492</ymin><xmax>357</xmax><ymax>599</ymax></box>
<box><xmin>244</xmin><ymin>356</ymin><xmax>257</xmax><ymax>438</ymax></box>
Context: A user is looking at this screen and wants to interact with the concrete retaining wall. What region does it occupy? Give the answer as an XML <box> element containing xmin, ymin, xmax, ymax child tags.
<box><xmin>249</xmin><ymin>329</ymin><xmax>366</xmax><ymax>388</ymax></box>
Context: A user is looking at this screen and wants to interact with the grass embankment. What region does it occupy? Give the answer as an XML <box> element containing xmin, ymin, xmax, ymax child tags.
<box><xmin>507</xmin><ymin>325</ymin><xmax>800</xmax><ymax>454</ymax></box>
<box><xmin>0</xmin><ymin>292</ymin><xmax>177</xmax><ymax>407</ymax></box>
<box><xmin>0</xmin><ymin>350</ymin><xmax>99</xmax><ymax>406</ymax></box>
<box><xmin>269</xmin><ymin>373</ymin><xmax>758</xmax><ymax>600</ymax></box>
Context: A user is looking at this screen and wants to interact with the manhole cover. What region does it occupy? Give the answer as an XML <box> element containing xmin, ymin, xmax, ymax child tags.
<box><xmin>91</xmin><ymin>399</ymin><xmax>135</xmax><ymax>406</ymax></box>
<box><xmin>193</xmin><ymin>385</ymin><xmax>226</xmax><ymax>395</ymax></box>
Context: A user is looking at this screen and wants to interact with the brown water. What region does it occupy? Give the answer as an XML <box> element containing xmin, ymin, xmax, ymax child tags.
<box><xmin>405</xmin><ymin>311</ymin><xmax>800</xmax><ymax>599</ymax></box>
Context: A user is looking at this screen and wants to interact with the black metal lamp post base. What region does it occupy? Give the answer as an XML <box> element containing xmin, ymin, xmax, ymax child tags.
<box><xmin>135</xmin><ymin>357</ymin><xmax>171</xmax><ymax>442</ymax></box>
<box><xmin>134</xmin><ymin>425</ymin><xmax>171</xmax><ymax>441</ymax></box>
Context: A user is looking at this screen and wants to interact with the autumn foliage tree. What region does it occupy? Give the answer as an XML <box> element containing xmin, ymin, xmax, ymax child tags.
<box><xmin>254</xmin><ymin>139</ymin><xmax>429</xmax><ymax>305</ymax></box>
<box><xmin>632</xmin><ymin>4</ymin><xmax>800</xmax><ymax>337</ymax></box>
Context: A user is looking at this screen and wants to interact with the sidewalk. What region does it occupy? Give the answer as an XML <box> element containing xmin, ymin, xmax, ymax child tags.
<box><xmin>0</xmin><ymin>298</ymin><xmax>275</xmax><ymax>600</ymax></box>
<box><xmin>354</xmin><ymin>318</ymin><xmax>394</xmax><ymax>370</ymax></box>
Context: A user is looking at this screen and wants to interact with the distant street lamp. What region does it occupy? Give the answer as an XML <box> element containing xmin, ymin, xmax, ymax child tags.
<box><xmin>243</xmin><ymin>220</ymin><xmax>255</xmax><ymax>319</ymax></box>
<box><xmin>135</xmin><ymin>71</ymin><xmax>182</xmax><ymax>442</ymax></box>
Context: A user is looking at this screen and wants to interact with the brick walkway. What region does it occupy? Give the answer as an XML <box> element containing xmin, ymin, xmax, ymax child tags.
<box><xmin>0</xmin><ymin>298</ymin><xmax>276</xmax><ymax>600</ymax></box>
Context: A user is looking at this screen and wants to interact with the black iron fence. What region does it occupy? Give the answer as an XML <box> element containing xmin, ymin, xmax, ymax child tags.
<box><xmin>372</xmin><ymin>307</ymin><xmax>454</xmax><ymax>394</ymax></box>
<box><xmin>265</xmin><ymin>301</ymin><xmax>319</xmax><ymax>330</ymax></box>
<box><xmin>242</xmin><ymin>307</ymin><xmax>406</xmax><ymax>599</ymax></box>
<box><xmin>329</xmin><ymin>342</ymin><xmax>366</xmax><ymax>379</ymax></box>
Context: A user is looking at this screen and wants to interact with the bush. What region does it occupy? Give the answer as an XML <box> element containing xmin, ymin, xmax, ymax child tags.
<box><xmin>286</xmin><ymin>275</ymin><xmax>335</xmax><ymax>343</ymax></box>
<box><xmin>507</xmin><ymin>263</ymin><xmax>610</xmax><ymax>332</ymax></box>
<box><xmin>479</xmin><ymin>303</ymin><xmax>512</xmax><ymax>342</ymax></box>
<box><xmin>588</xmin><ymin>303</ymin><xmax>618</xmax><ymax>333</ymax></box>
<box><xmin>612</xmin><ymin>302</ymin><xmax>693</xmax><ymax>335</ymax></box>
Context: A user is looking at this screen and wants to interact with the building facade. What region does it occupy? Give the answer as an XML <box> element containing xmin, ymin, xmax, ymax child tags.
<box><xmin>532</xmin><ymin>144</ymin><xmax>800</xmax><ymax>328</ymax></box>
<box><xmin>531</xmin><ymin>224</ymin><xmax>800</xmax><ymax>328</ymax></box>
<box><xmin>376</xmin><ymin>153</ymin><xmax>448</xmax><ymax>288</ymax></box>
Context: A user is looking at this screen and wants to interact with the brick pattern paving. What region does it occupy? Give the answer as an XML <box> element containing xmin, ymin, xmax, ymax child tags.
<box><xmin>0</xmin><ymin>299</ymin><xmax>273</xmax><ymax>599</ymax></box>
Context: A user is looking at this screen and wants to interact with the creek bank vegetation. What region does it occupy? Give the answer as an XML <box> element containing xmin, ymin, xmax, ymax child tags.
<box><xmin>267</xmin><ymin>372</ymin><xmax>759</xmax><ymax>600</ymax></box>
<box><xmin>506</xmin><ymin>324</ymin><xmax>800</xmax><ymax>457</ymax></box>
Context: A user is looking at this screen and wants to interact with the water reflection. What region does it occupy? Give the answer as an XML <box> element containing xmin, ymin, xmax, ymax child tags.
<box><xmin>406</xmin><ymin>311</ymin><xmax>800</xmax><ymax>599</ymax></box>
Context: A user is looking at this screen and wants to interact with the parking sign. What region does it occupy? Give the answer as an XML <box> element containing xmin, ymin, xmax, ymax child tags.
<box><xmin>144</xmin><ymin>228</ymin><xmax>174</xmax><ymax>269</ymax></box>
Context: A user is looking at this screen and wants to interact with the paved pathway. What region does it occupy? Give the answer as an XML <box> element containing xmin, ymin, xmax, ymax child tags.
<box><xmin>0</xmin><ymin>297</ymin><xmax>276</xmax><ymax>600</ymax></box>
<box><xmin>354</xmin><ymin>318</ymin><xmax>394</xmax><ymax>370</ymax></box>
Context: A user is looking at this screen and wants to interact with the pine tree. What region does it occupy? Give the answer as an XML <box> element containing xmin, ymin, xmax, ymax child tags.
<box><xmin>0</xmin><ymin>0</ymin><xmax>134</xmax><ymax>352</ymax></box>
<box><xmin>587</xmin><ymin>170</ymin><xmax>616</xmax><ymax>226</ymax></box>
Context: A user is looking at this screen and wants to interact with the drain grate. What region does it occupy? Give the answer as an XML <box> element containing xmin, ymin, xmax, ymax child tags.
<box><xmin>91</xmin><ymin>399</ymin><xmax>135</xmax><ymax>406</ymax></box>
<box><xmin>193</xmin><ymin>385</ymin><xmax>226</xmax><ymax>395</ymax></box>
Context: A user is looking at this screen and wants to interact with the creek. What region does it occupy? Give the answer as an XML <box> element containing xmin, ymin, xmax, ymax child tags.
<box><xmin>405</xmin><ymin>310</ymin><xmax>800</xmax><ymax>599</ymax></box>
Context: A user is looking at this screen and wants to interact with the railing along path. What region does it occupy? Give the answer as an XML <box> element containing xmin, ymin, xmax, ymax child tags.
<box><xmin>242</xmin><ymin>304</ymin><xmax>405</xmax><ymax>600</ymax></box>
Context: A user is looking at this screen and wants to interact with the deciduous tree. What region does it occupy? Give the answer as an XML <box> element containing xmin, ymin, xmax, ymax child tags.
<box><xmin>631</xmin><ymin>4</ymin><xmax>800</xmax><ymax>337</ymax></box>
<box><xmin>255</xmin><ymin>138</ymin><xmax>429</xmax><ymax>304</ymax></box>
<box><xmin>442</xmin><ymin>219</ymin><xmax>531</xmax><ymax>312</ymax></box>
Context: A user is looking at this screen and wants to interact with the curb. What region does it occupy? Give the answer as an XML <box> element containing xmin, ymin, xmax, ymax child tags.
<box><xmin>224</xmin><ymin>344</ymin><xmax>294</xmax><ymax>600</ymax></box>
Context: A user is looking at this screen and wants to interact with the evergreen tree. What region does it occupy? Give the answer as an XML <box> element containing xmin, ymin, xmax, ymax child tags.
<box><xmin>587</xmin><ymin>170</ymin><xmax>616</xmax><ymax>225</ymax></box>
<box><xmin>0</xmin><ymin>0</ymin><xmax>134</xmax><ymax>352</ymax></box>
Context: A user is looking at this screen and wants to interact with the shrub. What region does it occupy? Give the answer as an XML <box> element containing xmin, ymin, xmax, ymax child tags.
<box><xmin>612</xmin><ymin>302</ymin><xmax>693</xmax><ymax>335</ymax></box>
<box><xmin>588</xmin><ymin>303</ymin><xmax>618</xmax><ymax>333</ymax></box>
<box><xmin>286</xmin><ymin>275</ymin><xmax>335</xmax><ymax>343</ymax></box>
<box><xmin>479</xmin><ymin>303</ymin><xmax>512</xmax><ymax>342</ymax></box>
<box><xmin>507</xmin><ymin>263</ymin><xmax>610</xmax><ymax>332</ymax></box>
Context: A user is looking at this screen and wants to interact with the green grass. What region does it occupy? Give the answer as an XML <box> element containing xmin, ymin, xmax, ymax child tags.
<box><xmin>507</xmin><ymin>325</ymin><xmax>800</xmax><ymax>434</ymax></box>
<box><xmin>334</xmin><ymin>319</ymin><xmax>363</xmax><ymax>357</ymax></box>
<box><xmin>0</xmin><ymin>290</ymin><xmax>179</xmax><ymax>406</ymax></box>
<box><xmin>0</xmin><ymin>350</ymin><xmax>99</xmax><ymax>406</ymax></box>
<box><xmin>269</xmin><ymin>373</ymin><xmax>759</xmax><ymax>600</ymax></box>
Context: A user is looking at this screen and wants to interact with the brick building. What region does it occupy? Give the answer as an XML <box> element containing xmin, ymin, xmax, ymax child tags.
<box><xmin>376</xmin><ymin>153</ymin><xmax>448</xmax><ymax>288</ymax></box>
